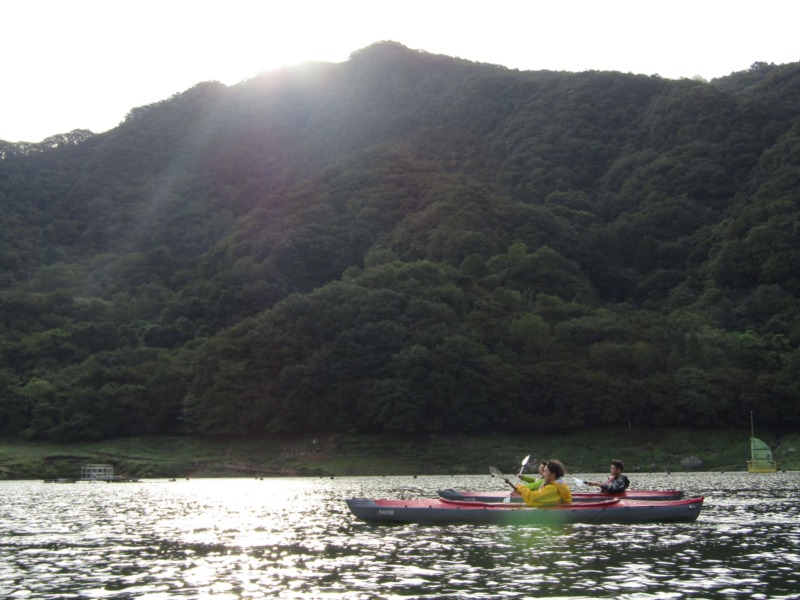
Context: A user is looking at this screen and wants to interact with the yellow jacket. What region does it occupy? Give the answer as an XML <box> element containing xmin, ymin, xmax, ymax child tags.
<box><xmin>515</xmin><ymin>480</ymin><xmax>572</xmax><ymax>507</ymax></box>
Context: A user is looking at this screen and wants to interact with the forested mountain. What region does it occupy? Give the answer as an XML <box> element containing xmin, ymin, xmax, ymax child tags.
<box><xmin>1</xmin><ymin>42</ymin><xmax>798</xmax><ymax>441</ymax></box>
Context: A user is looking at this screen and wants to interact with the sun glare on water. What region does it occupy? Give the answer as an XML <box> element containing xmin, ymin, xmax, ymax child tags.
<box><xmin>147</xmin><ymin>478</ymin><xmax>321</xmax><ymax>549</ymax></box>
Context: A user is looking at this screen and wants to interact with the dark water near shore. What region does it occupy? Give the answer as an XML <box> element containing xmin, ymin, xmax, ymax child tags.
<box><xmin>1</xmin><ymin>472</ymin><xmax>799</xmax><ymax>599</ymax></box>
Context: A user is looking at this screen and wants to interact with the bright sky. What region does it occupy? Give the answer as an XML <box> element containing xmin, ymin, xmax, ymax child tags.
<box><xmin>2</xmin><ymin>0</ymin><xmax>797</xmax><ymax>143</ymax></box>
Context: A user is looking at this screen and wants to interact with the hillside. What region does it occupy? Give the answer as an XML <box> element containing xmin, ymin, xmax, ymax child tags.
<box><xmin>1</xmin><ymin>42</ymin><xmax>798</xmax><ymax>442</ymax></box>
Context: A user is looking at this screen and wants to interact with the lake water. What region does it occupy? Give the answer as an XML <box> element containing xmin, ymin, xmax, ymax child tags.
<box><xmin>1</xmin><ymin>472</ymin><xmax>798</xmax><ymax>599</ymax></box>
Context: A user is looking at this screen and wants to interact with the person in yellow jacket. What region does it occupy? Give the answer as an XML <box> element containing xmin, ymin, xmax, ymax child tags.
<box><xmin>515</xmin><ymin>460</ymin><xmax>572</xmax><ymax>507</ymax></box>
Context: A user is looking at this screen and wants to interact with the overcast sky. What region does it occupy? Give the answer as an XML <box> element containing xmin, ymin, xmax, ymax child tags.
<box><xmin>2</xmin><ymin>0</ymin><xmax>797</xmax><ymax>143</ymax></box>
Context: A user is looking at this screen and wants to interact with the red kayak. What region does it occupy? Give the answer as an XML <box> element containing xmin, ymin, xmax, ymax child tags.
<box><xmin>347</xmin><ymin>496</ymin><xmax>704</xmax><ymax>525</ymax></box>
<box><xmin>438</xmin><ymin>488</ymin><xmax>685</xmax><ymax>503</ymax></box>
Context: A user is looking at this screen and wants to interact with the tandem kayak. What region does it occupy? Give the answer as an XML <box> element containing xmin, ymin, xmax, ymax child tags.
<box><xmin>346</xmin><ymin>496</ymin><xmax>704</xmax><ymax>526</ymax></box>
<box><xmin>438</xmin><ymin>488</ymin><xmax>685</xmax><ymax>503</ymax></box>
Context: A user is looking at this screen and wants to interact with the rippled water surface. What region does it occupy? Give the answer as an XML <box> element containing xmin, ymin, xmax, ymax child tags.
<box><xmin>1</xmin><ymin>472</ymin><xmax>799</xmax><ymax>599</ymax></box>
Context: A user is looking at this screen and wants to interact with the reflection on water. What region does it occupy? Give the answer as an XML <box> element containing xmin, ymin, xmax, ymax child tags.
<box><xmin>1</xmin><ymin>472</ymin><xmax>799</xmax><ymax>598</ymax></box>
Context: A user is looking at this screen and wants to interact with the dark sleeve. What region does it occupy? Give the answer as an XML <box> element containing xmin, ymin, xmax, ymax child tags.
<box><xmin>600</xmin><ymin>476</ymin><xmax>628</xmax><ymax>494</ymax></box>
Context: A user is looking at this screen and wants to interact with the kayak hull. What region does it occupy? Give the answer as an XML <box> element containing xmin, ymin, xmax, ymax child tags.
<box><xmin>438</xmin><ymin>488</ymin><xmax>685</xmax><ymax>503</ymax></box>
<box><xmin>346</xmin><ymin>496</ymin><xmax>704</xmax><ymax>526</ymax></box>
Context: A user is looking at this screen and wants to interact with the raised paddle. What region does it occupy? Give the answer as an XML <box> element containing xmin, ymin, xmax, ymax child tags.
<box><xmin>490</xmin><ymin>466</ymin><xmax>517</xmax><ymax>490</ymax></box>
<box><xmin>517</xmin><ymin>455</ymin><xmax>530</xmax><ymax>478</ymax></box>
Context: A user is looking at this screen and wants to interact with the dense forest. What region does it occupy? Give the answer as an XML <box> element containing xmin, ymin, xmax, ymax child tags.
<box><xmin>1</xmin><ymin>42</ymin><xmax>798</xmax><ymax>441</ymax></box>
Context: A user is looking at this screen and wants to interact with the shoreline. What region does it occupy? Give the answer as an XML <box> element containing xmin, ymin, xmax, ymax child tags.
<box><xmin>1</xmin><ymin>429</ymin><xmax>797</xmax><ymax>480</ymax></box>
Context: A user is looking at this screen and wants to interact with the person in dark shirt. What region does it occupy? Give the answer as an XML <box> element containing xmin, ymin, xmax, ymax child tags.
<box><xmin>586</xmin><ymin>459</ymin><xmax>630</xmax><ymax>494</ymax></box>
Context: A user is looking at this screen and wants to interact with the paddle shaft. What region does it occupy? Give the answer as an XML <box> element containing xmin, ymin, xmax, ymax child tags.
<box><xmin>490</xmin><ymin>467</ymin><xmax>517</xmax><ymax>490</ymax></box>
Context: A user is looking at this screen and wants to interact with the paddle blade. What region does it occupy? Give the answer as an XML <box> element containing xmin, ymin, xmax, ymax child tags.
<box><xmin>572</xmin><ymin>477</ymin><xmax>585</xmax><ymax>487</ymax></box>
<box><xmin>517</xmin><ymin>454</ymin><xmax>530</xmax><ymax>477</ymax></box>
<box><xmin>490</xmin><ymin>466</ymin><xmax>517</xmax><ymax>490</ymax></box>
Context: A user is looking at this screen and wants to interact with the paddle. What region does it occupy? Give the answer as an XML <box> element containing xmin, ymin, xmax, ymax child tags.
<box><xmin>490</xmin><ymin>466</ymin><xmax>517</xmax><ymax>490</ymax></box>
<box><xmin>517</xmin><ymin>455</ymin><xmax>530</xmax><ymax>478</ymax></box>
<box><xmin>572</xmin><ymin>477</ymin><xmax>586</xmax><ymax>487</ymax></box>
